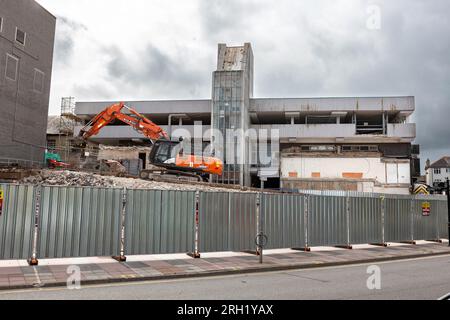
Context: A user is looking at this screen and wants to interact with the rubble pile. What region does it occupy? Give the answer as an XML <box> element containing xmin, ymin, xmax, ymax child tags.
<box><xmin>21</xmin><ymin>170</ymin><xmax>116</xmax><ymax>187</ymax></box>
<box><xmin>19</xmin><ymin>170</ymin><xmax>253</xmax><ymax>193</ymax></box>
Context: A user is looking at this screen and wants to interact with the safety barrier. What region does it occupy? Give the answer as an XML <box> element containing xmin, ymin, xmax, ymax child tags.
<box><xmin>0</xmin><ymin>183</ymin><xmax>448</xmax><ymax>262</ymax></box>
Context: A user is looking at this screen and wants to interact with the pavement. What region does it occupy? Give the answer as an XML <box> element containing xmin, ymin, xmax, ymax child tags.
<box><xmin>2</xmin><ymin>254</ymin><xmax>450</xmax><ymax>300</ymax></box>
<box><xmin>0</xmin><ymin>241</ymin><xmax>449</xmax><ymax>292</ymax></box>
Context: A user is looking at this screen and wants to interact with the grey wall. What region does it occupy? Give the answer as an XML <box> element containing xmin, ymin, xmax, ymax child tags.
<box><xmin>0</xmin><ymin>0</ymin><xmax>56</xmax><ymax>164</ymax></box>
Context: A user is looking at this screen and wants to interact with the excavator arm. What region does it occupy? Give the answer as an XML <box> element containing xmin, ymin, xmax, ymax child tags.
<box><xmin>78</xmin><ymin>102</ymin><xmax>223</xmax><ymax>177</ymax></box>
<box><xmin>78</xmin><ymin>102</ymin><xmax>168</xmax><ymax>141</ymax></box>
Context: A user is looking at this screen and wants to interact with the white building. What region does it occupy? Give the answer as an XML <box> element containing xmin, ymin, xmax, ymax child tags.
<box><xmin>425</xmin><ymin>157</ymin><xmax>450</xmax><ymax>189</ymax></box>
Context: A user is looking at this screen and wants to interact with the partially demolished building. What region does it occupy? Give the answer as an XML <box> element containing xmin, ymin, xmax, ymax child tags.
<box><xmin>75</xmin><ymin>43</ymin><xmax>419</xmax><ymax>194</ymax></box>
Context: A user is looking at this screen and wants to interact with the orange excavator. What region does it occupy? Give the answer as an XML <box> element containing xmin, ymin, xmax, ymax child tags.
<box><xmin>78</xmin><ymin>102</ymin><xmax>223</xmax><ymax>181</ymax></box>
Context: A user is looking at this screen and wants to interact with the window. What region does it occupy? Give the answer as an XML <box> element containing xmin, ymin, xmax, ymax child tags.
<box><xmin>342</xmin><ymin>145</ymin><xmax>379</xmax><ymax>152</ymax></box>
<box><xmin>5</xmin><ymin>54</ymin><xmax>19</xmax><ymax>81</ymax></box>
<box><xmin>300</xmin><ymin>145</ymin><xmax>336</xmax><ymax>152</ymax></box>
<box><xmin>33</xmin><ymin>69</ymin><xmax>45</xmax><ymax>93</ymax></box>
<box><xmin>15</xmin><ymin>27</ymin><xmax>26</xmax><ymax>45</ymax></box>
<box><xmin>434</xmin><ymin>168</ymin><xmax>441</xmax><ymax>174</ymax></box>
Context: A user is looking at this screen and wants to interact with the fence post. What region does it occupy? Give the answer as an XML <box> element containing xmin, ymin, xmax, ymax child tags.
<box><xmin>436</xmin><ymin>200</ymin><xmax>440</xmax><ymax>241</ymax></box>
<box><xmin>113</xmin><ymin>187</ymin><xmax>127</xmax><ymax>262</ymax></box>
<box><xmin>304</xmin><ymin>195</ymin><xmax>310</xmax><ymax>251</ymax></box>
<box><xmin>256</xmin><ymin>193</ymin><xmax>261</xmax><ymax>255</ymax></box>
<box><xmin>28</xmin><ymin>185</ymin><xmax>41</xmax><ymax>266</ymax></box>
<box><xmin>381</xmin><ymin>196</ymin><xmax>385</xmax><ymax>245</ymax></box>
<box><xmin>402</xmin><ymin>197</ymin><xmax>417</xmax><ymax>245</ymax></box>
<box><xmin>188</xmin><ymin>191</ymin><xmax>201</xmax><ymax>258</ymax></box>
<box><xmin>346</xmin><ymin>196</ymin><xmax>352</xmax><ymax>249</ymax></box>
<box><xmin>256</xmin><ymin>193</ymin><xmax>264</xmax><ymax>263</ymax></box>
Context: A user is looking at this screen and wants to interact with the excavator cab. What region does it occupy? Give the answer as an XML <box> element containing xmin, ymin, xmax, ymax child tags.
<box><xmin>150</xmin><ymin>139</ymin><xmax>183</xmax><ymax>167</ymax></box>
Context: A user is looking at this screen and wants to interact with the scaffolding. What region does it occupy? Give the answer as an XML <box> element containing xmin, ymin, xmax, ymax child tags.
<box><xmin>57</xmin><ymin>97</ymin><xmax>83</xmax><ymax>162</ymax></box>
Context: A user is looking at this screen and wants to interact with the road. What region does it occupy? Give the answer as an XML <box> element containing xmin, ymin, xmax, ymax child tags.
<box><xmin>1</xmin><ymin>255</ymin><xmax>450</xmax><ymax>300</ymax></box>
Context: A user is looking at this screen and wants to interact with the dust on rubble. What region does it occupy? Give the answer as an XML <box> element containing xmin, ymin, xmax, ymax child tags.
<box><xmin>19</xmin><ymin>170</ymin><xmax>251</xmax><ymax>193</ymax></box>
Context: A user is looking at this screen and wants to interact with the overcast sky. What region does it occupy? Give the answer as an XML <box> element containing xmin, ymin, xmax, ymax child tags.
<box><xmin>37</xmin><ymin>0</ymin><xmax>450</xmax><ymax>167</ymax></box>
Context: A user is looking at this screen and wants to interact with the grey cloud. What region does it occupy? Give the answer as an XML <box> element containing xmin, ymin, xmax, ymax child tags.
<box><xmin>54</xmin><ymin>16</ymin><xmax>88</xmax><ymax>65</ymax></box>
<box><xmin>198</xmin><ymin>0</ymin><xmax>262</xmax><ymax>40</ymax></box>
<box><xmin>73</xmin><ymin>83</ymin><xmax>114</xmax><ymax>101</ymax></box>
<box><xmin>105</xmin><ymin>44</ymin><xmax>210</xmax><ymax>99</ymax></box>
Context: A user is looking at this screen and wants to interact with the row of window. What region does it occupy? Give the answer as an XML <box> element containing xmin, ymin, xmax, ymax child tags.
<box><xmin>299</xmin><ymin>145</ymin><xmax>379</xmax><ymax>153</ymax></box>
<box><xmin>4</xmin><ymin>53</ymin><xmax>45</xmax><ymax>92</ymax></box>
<box><xmin>0</xmin><ymin>16</ymin><xmax>27</xmax><ymax>46</ymax></box>
<box><xmin>433</xmin><ymin>168</ymin><xmax>450</xmax><ymax>174</ymax></box>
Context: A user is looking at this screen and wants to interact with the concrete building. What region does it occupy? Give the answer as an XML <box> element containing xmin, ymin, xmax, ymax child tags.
<box><xmin>425</xmin><ymin>157</ymin><xmax>450</xmax><ymax>190</ymax></box>
<box><xmin>0</xmin><ymin>0</ymin><xmax>56</xmax><ymax>166</ymax></box>
<box><xmin>74</xmin><ymin>43</ymin><xmax>419</xmax><ymax>193</ymax></box>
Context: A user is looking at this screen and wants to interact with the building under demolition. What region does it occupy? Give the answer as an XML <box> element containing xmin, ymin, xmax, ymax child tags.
<box><xmin>74</xmin><ymin>43</ymin><xmax>419</xmax><ymax>194</ymax></box>
<box><xmin>0</xmin><ymin>0</ymin><xmax>56</xmax><ymax>166</ymax></box>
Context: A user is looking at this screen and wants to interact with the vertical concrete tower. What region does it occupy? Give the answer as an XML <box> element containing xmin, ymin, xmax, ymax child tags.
<box><xmin>211</xmin><ymin>43</ymin><xmax>254</xmax><ymax>186</ymax></box>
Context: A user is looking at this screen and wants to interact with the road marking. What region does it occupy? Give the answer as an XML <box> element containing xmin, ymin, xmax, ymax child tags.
<box><xmin>1</xmin><ymin>253</ymin><xmax>449</xmax><ymax>296</ymax></box>
<box><xmin>438</xmin><ymin>292</ymin><xmax>450</xmax><ymax>300</ymax></box>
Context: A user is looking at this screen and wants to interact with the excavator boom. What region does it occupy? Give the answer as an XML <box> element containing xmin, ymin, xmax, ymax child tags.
<box><xmin>78</xmin><ymin>102</ymin><xmax>223</xmax><ymax>178</ymax></box>
<box><xmin>79</xmin><ymin>102</ymin><xmax>168</xmax><ymax>141</ymax></box>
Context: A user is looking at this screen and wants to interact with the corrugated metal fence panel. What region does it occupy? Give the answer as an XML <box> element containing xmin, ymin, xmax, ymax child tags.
<box><xmin>261</xmin><ymin>193</ymin><xmax>305</xmax><ymax>249</ymax></box>
<box><xmin>229</xmin><ymin>193</ymin><xmax>257</xmax><ymax>251</ymax></box>
<box><xmin>39</xmin><ymin>186</ymin><xmax>122</xmax><ymax>258</ymax></box>
<box><xmin>126</xmin><ymin>190</ymin><xmax>195</xmax><ymax>254</ymax></box>
<box><xmin>384</xmin><ymin>198</ymin><xmax>412</xmax><ymax>242</ymax></box>
<box><xmin>159</xmin><ymin>190</ymin><xmax>195</xmax><ymax>254</ymax></box>
<box><xmin>261</xmin><ymin>193</ymin><xmax>283</xmax><ymax>249</ymax></box>
<box><xmin>308</xmin><ymin>195</ymin><xmax>347</xmax><ymax>246</ymax></box>
<box><xmin>412</xmin><ymin>198</ymin><xmax>438</xmax><ymax>240</ymax></box>
<box><xmin>199</xmin><ymin>192</ymin><xmax>230</xmax><ymax>252</ymax></box>
<box><xmin>438</xmin><ymin>200</ymin><xmax>448</xmax><ymax>240</ymax></box>
<box><xmin>125</xmin><ymin>189</ymin><xmax>163</xmax><ymax>255</ymax></box>
<box><xmin>0</xmin><ymin>184</ymin><xmax>35</xmax><ymax>259</ymax></box>
<box><xmin>349</xmin><ymin>197</ymin><xmax>382</xmax><ymax>244</ymax></box>
<box><xmin>282</xmin><ymin>194</ymin><xmax>306</xmax><ymax>248</ymax></box>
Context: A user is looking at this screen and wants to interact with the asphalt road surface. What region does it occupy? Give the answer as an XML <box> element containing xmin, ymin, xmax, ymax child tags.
<box><xmin>1</xmin><ymin>255</ymin><xmax>450</xmax><ymax>300</ymax></box>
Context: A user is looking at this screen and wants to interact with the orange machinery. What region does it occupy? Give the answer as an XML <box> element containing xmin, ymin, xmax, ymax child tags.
<box><xmin>78</xmin><ymin>102</ymin><xmax>223</xmax><ymax>180</ymax></box>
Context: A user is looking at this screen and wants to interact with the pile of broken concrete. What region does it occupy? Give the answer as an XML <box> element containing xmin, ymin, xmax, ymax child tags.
<box><xmin>21</xmin><ymin>170</ymin><xmax>116</xmax><ymax>187</ymax></box>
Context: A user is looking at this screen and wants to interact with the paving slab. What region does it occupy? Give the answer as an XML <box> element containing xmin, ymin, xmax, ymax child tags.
<box><xmin>0</xmin><ymin>242</ymin><xmax>449</xmax><ymax>291</ymax></box>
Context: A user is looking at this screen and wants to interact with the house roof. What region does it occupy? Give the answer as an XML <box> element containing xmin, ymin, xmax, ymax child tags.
<box><xmin>427</xmin><ymin>156</ymin><xmax>450</xmax><ymax>169</ymax></box>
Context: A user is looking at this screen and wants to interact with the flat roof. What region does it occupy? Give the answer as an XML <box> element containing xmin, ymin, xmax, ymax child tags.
<box><xmin>75</xmin><ymin>96</ymin><xmax>415</xmax><ymax>119</ymax></box>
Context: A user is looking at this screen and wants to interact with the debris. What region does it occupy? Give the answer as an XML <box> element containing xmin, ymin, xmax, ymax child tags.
<box><xmin>19</xmin><ymin>170</ymin><xmax>255</xmax><ymax>193</ymax></box>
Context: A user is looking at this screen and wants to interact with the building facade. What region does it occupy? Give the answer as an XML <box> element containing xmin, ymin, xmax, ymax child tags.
<box><xmin>0</xmin><ymin>0</ymin><xmax>56</xmax><ymax>166</ymax></box>
<box><xmin>425</xmin><ymin>157</ymin><xmax>450</xmax><ymax>191</ymax></box>
<box><xmin>74</xmin><ymin>43</ymin><xmax>419</xmax><ymax>194</ymax></box>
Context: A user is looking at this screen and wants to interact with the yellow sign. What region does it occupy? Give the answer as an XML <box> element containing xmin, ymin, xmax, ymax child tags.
<box><xmin>0</xmin><ymin>188</ymin><xmax>3</xmax><ymax>216</ymax></box>
<box><xmin>422</xmin><ymin>202</ymin><xmax>431</xmax><ymax>216</ymax></box>
<box><xmin>414</xmin><ymin>184</ymin><xmax>430</xmax><ymax>195</ymax></box>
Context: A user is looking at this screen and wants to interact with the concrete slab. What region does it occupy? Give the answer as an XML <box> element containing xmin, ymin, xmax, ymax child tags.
<box><xmin>125</xmin><ymin>253</ymin><xmax>194</xmax><ymax>262</ymax></box>
<box><xmin>32</xmin><ymin>257</ymin><xmax>117</xmax><ymax>266</ymax></box>
<box><xmin>310</xmin><ymin>246</ymin><xmax>346</xmax><ymax>252</ymax></box>
<box><xmin>198</xmin><ymin>252</ymin><xmax>253</xmax><ymax>258</ymax></box>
